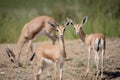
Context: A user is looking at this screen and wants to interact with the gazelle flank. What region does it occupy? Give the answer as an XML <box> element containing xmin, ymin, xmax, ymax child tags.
<box><xmin>71</xmin><ymin>16</ymin><xmax>106</xmax><ymax>79</ymax></box>
<box><xmin>32</xmin><ymin>22</ymin><xmax>68</xmax><ymax>80</ymax></box>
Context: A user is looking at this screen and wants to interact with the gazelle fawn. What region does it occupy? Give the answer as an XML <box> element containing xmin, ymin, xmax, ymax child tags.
<box><xmin>6</xmin><ymin>16</ymin><xmax>64</xmax><ymax>67</ymax></box>
<box><xmin>71</xmin><ymin>16</ymin><xmax>106</xmax><ymax>79</ymax></box>
<box><xmin>32</xmin><ymin>21</ymin><xmax>69</xmax><ymax>80</ymax></box>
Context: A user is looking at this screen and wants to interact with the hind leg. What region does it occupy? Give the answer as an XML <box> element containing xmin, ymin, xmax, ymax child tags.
<box><xmin>34</xmin><ymin>66</ymin><xmax>43</xmax><ymax>80</ymax></box>
<box><xmin>34</xmin><ymin>60</ymin><xmax>45</xmax><ymax>80</ymax></box>
<box><xmin>85</xmin><ymin>47</ymin><xmax>91</xmax><ymax>77</ymax></box>
<box><xmin>94</xmin><ymin>50</ymin><xmax>100</xmax><ymax>80</ymax></box>
<box><xmin>101</xmin><ymin>49</ymin><xmax>105</xmax><ymax>79</ymax></box>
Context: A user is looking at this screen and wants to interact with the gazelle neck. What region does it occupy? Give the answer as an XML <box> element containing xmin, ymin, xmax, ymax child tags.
<box><xmin>59</xmin><ymin>37</ymin><xmax>66</xmax><ymax>58</ymax></box>
<box><xmin>79</xmin><ymin>29</ymin><xmax>87</xmax><ymax>43</ymax></box>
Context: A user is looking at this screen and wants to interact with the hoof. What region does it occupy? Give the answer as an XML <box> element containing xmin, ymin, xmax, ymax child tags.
<box><xmin>84</xmin><ymin>72</ymin><xmax>89</xmax><ymax>78</ymax></box>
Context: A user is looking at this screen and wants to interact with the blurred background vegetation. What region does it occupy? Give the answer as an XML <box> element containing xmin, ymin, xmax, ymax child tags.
<box><xmin>0</xmin><ymin>0</ymin><xmax>120</xmax><ymax>43</ymax></box>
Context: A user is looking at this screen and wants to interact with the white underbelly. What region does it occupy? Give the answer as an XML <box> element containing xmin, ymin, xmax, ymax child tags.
<box><xmin>37</xmin><ymin>58</ymin><xmax>53</xmax><ymax>75</ymax></box>
<box><xmin>42</xmin><ymin>58</ymin><xmax>53</xmax><ymax>64</ymax></box>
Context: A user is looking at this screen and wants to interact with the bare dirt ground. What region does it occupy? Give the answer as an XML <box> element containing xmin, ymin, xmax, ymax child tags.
<box><xmin>0</xmin><ymin>38</ymin><xmax>120</xmax><ymax>80</ymax></box>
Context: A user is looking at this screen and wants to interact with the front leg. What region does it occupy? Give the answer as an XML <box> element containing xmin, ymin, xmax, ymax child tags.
<box><xmin>54</xmin><ymin>62</ymin><xmax>58</xmax><ymax>80</ymax></box>
<box><xmin>59</xmin><ymin>62</ymin><xmax>64</xmax><ymax>80</ymax></box>
<box><xmin>25</xmin><ymin>39</ymin><xmax>33</xmax><ymax>66</ymax></box>
<box><xmin>14</xmin><ymin>38</ymin><xmax>27</xmax><ymax>67</ymax></box>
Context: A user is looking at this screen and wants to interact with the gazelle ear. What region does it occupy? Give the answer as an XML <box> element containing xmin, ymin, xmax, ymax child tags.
<box><xmin>64</xmin><ymin>18</ymin><xmax>70</xmax><ymax>26</ymax></box>
<box><xmin>48</xmin><ymin>21</ymin><xmax>56</xmax><ymax>27</ymax></box>
<box><xmin>81</xmin><ymin>16</ymin><xmax>88</xmax><ymax>25</ymax></box>
<box><xmin>67</xmin><ymin>18</ymin><xmax>75</xmax><ymax>26</ymax></box>
<box><xmin>64</xmin><ymin>17</ymin><xmax>73</xmax><ymax>28</ymax></box>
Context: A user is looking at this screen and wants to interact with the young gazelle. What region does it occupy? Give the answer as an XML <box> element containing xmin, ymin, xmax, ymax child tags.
<box><xmin>71</xmin><ymin>17</ymin><xmax>106</xmax><ymax>79</ymax></box>
<box><xmin>6</xmin><ymin>16</ymin><xmax>71</xmax><ymax>67</ymax></box>
<box><xmin>32</xmin><ymin>22</ymin><xmax>68</xmax><ymax>80</ymax></box>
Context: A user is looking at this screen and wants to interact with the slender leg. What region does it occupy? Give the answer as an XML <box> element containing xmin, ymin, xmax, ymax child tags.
<box><xmin>54</xmin><ymin>62</ymin><xmax>57</xmax><ymax>80</ymax></box>
<box><xmin>94</xmin><ymin>51</ymin><xmax>100</xmax><ymax>80</ymax></box>
<box><xmin>60</xmin><ymin>63</ymin><xmax>64</xmax><ymax>80</ymax></box>
<box><xmin>34</xmin><ymin>61</ymin><xmax>43</xmax><ymax>80</ymax></box>
<box><xmin>42</xmin><ymin>60</ymin><xmax>52</xmax><ymax>78</ymax></box>
<box><xmin>25</xmin><ymin>39</ymin><xmax>33</xmax><ymax>66</ymax></box>
<box><xmin>14</xmin><ymin>37</ymin><xmax>27</xmax><ymax>67</ymax></box>
<box><xmin>101</xmin><ymin>49</ymin><xmax>105</xmax><ymax>79</ymax></box>
<box><xmin>34</xmin><ymin>67</ymin><xmax>42</xmax><ymax>80</ymax></box>
<box><xmin>47</xmin><ymin>71</ymin><xmax>52</xmax><ymax>77</ymax></box>
<box><xmin>86</xmin><ymin>47</ymin><xmax>91</xmax><ymax>77</ymax></box>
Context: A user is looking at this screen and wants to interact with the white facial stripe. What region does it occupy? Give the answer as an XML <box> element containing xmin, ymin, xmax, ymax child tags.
<box><xmin>57</xmin><ymin>28</ymin><xmax>64</xmax><ymax>34</ymax></box>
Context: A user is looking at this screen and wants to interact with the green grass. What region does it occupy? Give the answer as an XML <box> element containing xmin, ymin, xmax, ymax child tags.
<box><xmin>0</xmin><ymin>0</ymin><xmax>120</xmax><ymax>43</ymax></box>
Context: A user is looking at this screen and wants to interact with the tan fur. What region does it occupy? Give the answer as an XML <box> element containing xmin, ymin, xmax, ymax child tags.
<box><xmin>35</xmin><ymin>43</ymin><xmax>66</xmax><ymax>63</ymax></box>
<box><xmin>21</xmin><ymin>16</ymin><xmax>57</xmax><ymax>39</ymax></box>
<box><xmin>33</xmin><ymin>23</ymin><xmax>67</xmax><ymax>80</ymax></box>
<box><xmin>85</xmin><ymin>33</ymin><xmax>105</xmax><ymax>46</ymax></box>
<box><xmin>9</xmin><ymin>16</ymin><xmax>58</xmax><ymax>67</ymax></box>
<box><xmin>71</xmin><ymin>17</ymin><xmax>106</xmax><ymax>79</ymax></box>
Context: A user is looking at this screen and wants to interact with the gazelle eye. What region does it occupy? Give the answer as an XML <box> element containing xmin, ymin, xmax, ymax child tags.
<box><xmin>74</xmin><ymin>27</ymin><xmax>75</xmax><ymax>29</ymax></box>
<box><xmin>56</xmin><ymin>29</ymin><xmax>59</xmax><ymax>32</ymax></box>
<box><xmin>63</xmin><ymin>29</ymin><xmax>65</xmax><ymax>31</ymax></box>
<box><xmin>71</xmin><ymin>22</ymin><xmax>73</xmax><ymax>25</ymax></box>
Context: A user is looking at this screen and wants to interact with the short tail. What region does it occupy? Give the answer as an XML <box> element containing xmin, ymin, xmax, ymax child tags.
<box><xmin>29</xmin><ymin>52</ymin><xmax>35</xmax><ymax>61</ymax></box>
<box><xmin>97</xmin><ymin>39</ymin><xmax>101</xmax><ymax>51</ymax></box>
<box><xmin>95</xmin><ymin>38</ymin><xmax>101</xmax><ymax>52</ymax></box>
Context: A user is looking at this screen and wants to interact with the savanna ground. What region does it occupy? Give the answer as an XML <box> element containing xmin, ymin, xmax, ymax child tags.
<box><xmin>0</xmin><ymin>38</ymin><xmax>120</xmax><ymax>80</ymax></box>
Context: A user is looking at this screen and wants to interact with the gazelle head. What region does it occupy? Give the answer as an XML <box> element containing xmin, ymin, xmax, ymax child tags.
<box><xmin>71</xmin><ymin>16</ymin><xmax>88</xmax><ymax>35</ymax></box>
<box><xmin>48</xmin><ymin>23</ymin><xmax>66</xmax><ymax>39</ymax></box>
<box><xmin>48</xmin><ymin>18</ymin><xmax>72</xmax><ymax>39</ymax></box>
<box><xmin>56</xmin><ymin>25</ymin><xmax>66</xmax><ymax>39</ymax></box>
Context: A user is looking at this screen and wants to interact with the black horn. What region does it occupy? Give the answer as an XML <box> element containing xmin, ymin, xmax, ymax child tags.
<box><xmin>5</xmin><ymin>48</ymin><xmax>11</xmax><ymax>58</ymax></box>
<box><xmin>6</xmin><ymin>47</ymin><xmax>15</xmax><ymax>58</ymax></box>
<box><xmin>5</xmin><ymin>47</ymin><xmax>15</xmax><ymax>63</ymax></box>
